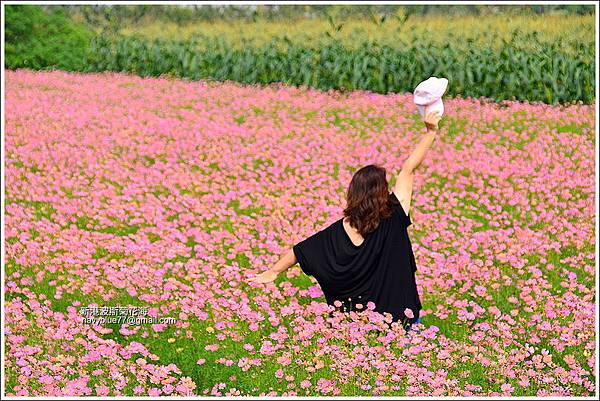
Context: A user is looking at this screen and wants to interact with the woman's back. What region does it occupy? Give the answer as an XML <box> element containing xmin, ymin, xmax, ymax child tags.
<box><xmin>249</xmin><ymin>111</ymin><xmax>443</xmax><ymax>328</ymax></box>
<box><xmin>293</xmin><ymin>191</ymin><xmax>422</xmax><ymax>326</ymax></box>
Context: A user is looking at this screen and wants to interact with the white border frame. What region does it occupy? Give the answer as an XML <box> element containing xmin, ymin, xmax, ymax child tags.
<box><xmin>1</xmin><ymin>1</ymin><xmax>598</xmax><ymax>400</ymax></box>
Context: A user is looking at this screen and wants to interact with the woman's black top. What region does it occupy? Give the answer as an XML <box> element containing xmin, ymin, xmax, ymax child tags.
<box><xmin>293</xmin><ymin>191</ymin><xmax>421</xmax><ymax>327</ymax></box>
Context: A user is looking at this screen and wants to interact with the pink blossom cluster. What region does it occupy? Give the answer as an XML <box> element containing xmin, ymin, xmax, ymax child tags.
<box><xmin>3</xmin><ymin>69</ymin><xmax>596</xmax><ymax>396</ymax></box>
<box><xmin>4</xmin><ymin>295</ymin><xmax>196</xmax><ymax>396</ymax></box>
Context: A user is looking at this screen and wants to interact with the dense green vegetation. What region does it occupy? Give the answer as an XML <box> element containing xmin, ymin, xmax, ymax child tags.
<box><xmin>84</xmin><ymin>30</ymin><xmax>594</xmax><ymax>104</ymax></box>
<box><xmin>4</xmin><ymin>4</ymin><xmax>596</xmax><ymax>104</ymax></box>
<box><xmin>62</xmin><ymin>3</ymin><xmax>598</xmax><ymax>27</ymax></box>
<box><xmin>4</xmin><ymin>5</ymin><xmax>93</xmax><ymax>70</ymax></box>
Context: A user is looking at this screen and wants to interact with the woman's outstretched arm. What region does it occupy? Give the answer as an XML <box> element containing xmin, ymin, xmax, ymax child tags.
<box><xmin>246</xmin><ymin>248</ymin><xmax>297</xmax><ymax>284</ymax></box>
<box><xmin>393</xmin><ymin>110</ymin><xmax>442</xmax><ymax>215</ymax></box>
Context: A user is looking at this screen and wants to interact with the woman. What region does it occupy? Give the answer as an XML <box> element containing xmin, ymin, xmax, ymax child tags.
<box><xmin>247</xmin><ymin>110</ymin><xmax>443</xmax><ymax>330</ymax></box>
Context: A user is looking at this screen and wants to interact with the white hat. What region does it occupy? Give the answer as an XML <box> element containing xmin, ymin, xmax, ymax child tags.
<box><xmin>413</xmin><ymin>77</ymin><xmax>448</xmax><ymax>118</ymax></box>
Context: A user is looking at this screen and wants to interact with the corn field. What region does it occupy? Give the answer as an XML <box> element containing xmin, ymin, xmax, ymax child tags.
<box><xmin>85</xmin><ymin>30</ymin><xmax>595</xmax><ymax>104</ymax></box>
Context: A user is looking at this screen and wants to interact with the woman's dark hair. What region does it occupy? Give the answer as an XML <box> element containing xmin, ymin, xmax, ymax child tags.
<box><xmin>343</xmin><ymin>164</ymin><xmax>393</xmax><ymax>237</ymax></box>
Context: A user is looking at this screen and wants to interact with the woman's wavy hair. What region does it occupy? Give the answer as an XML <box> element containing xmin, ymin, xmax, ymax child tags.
<box><xmin>343</xmin><ymin>164</ymin><xmax>393</xmax><ymax>237</ymax></box>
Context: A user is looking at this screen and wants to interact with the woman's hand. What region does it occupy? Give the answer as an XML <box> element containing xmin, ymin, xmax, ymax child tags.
<box><xmin>424</xmin><ymin>110</ymin><xmax>442</xmax><ymax>131</ymax></box>
<box><xmin>247</xmin><ymin>268</ymin><xmax>279</xmax><ymax>284</ymax></box>
<box><xmin>247</xmin><ymin>249</ymin><xmax>297</xmax><ymax>284</ymax></box>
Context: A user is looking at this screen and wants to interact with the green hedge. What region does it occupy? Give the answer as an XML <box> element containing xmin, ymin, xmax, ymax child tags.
<box><xmin>84</xmin><ymin>33</ymin><xmax>594</xmax><ymax>105</ymax></box>
<box><xmin>4</xmin><ymin>5</ymin><xmax>93</xmax><ymax>70</ymax></box>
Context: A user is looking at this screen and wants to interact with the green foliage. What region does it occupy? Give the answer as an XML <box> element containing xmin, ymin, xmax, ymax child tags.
<box><xmin>3</xmin><ymin>5</ymin><xmax>595</xmax><ymax>104</ymax></box>
<box><xmin>85</xmin><ymin>31</ymin><xmax>594</xmax><ymax>104</ymax></box>
<box><xmin>4</xmin><ymin>5</ymin><xmax>93</xmax><ymax>70</ymax></box>
<box><xmin>65</xmin><ymin>4</ymin><xmax>595</xmax><ymax>26</ymax></box>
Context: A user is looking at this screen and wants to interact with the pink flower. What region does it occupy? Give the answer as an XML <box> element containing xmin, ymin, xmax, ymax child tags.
<box><xmin>148</xmin><ymin>388</ymin><xmax>161</xmax><ymax>396</ymax></box>
<box><xmin>300</xmin><ymin>380</ymin><xmax>311</xmax><ymax>389</ymax></box>
<box><xmin>501</xmin><ymin>383</ymin><xmax>514</xmax><ymax>393</ymax></box>
<box><xmin>94</xmin><ymin>385</ymin><xmax>110</xmax><ymax>396</ymax></box>
<box><xmin>3</xmin><ymin>69</ymin><xmax>596</xmax><ymax>398</ymax></box>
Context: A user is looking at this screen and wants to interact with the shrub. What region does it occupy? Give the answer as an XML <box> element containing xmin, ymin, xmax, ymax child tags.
<box><xmin>4</xmin><ymin>5</ymin><xmax>93</xmax><ymax>70</ymax></box>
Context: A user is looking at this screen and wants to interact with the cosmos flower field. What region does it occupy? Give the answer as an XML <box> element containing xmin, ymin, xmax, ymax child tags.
<box><xmin>3</xmin><ymin>69</ymin><xmax>596</xmax><ymax>396</ymax></box>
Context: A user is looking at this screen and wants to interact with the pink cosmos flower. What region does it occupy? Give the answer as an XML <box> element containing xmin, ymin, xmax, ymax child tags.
<box><xmin>300</xmin><ymin>380</ymin><xmax>311</xmax><ymax>389</ymax></box>
<box><xmin>3</xmin><ymin>69</ymin><xmax>595</xmax><ymax>398</ymax></box>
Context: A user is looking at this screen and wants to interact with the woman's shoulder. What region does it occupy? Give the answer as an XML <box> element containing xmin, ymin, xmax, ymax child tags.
<box><xmin>313</xmin><ymin>218</ymin><xmax>344</xmax><ymax>237</ymax></box>
<box><xmin>389</xmin><ymin>190</ymin><xmax>402</xmax><ymax>204</ymax></box>
<box><xmin>388</xmin><ymin>191</ymin><xmax>412</xmax><ymax>227</ymax></box>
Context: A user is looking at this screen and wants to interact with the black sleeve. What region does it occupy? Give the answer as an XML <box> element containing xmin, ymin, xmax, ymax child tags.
<box><xmin>292</xmin><ymin>229</ymin><xmax>328</xmax><ymax>277</ymax></box>
<box><xmin>293</xmin><ymin>242</ymin><xmax>313</xmax><ymax>276</ymax></box>
<box><xmin>389</xmin><ymin>191</ymin><xmax>412</xmax><ymax>227</ymax></box>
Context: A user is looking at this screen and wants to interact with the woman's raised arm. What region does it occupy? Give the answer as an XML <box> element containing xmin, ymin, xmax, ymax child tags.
<box><xmin>393</xmin><ymin>110</ymin><xmax>442</xmax><ymax>214</ymax></box>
